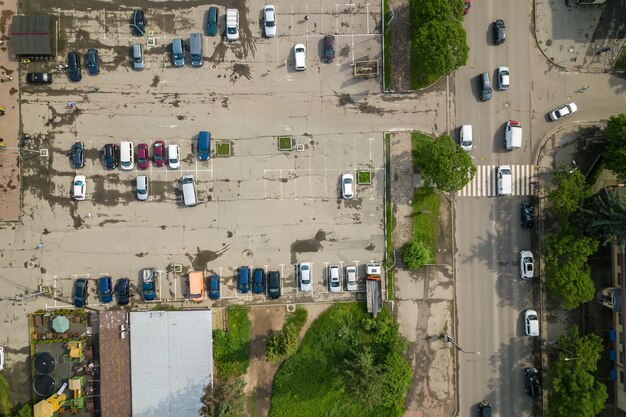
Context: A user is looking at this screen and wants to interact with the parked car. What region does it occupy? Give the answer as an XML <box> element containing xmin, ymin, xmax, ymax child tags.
<box><xmin>226</xmin><ymin>9</ymin><xmax>240</xmax><ymax>41</ymax></box>
<box><xmin>70</xmin><ymin>141</ymin><xmax>85</xmax><ymax>169</ymax></box>
<box><xmin>206</xmin><ymin>7</ymin><xmax>219</xmax><ymax>36</ymax></box>
<box><xmin>136</xmin><ymin>175</ymin><xmax>149</xmax><ymax>201</ymax></box>
<box><xmin>73</xmin><ymin>175</ymin><xmax>87</xmax><ymax>200</ymax></box>
<box><xmin>131</xmin><ymin>9</ymin><xmax>146</xmax><ymax>36</ymax></box>
<box><xmin>497</xmin><ymin>66</ymin><xmax>510</xmax><ymax>90</ymax></box>
<box><xmin>137</xmin><ymin>143</ymin><xmax>150</xmax><ymax>169</ymax></box>
<box><xmin>263</xmin><ymin>5</ymin><xmax>276</xmax><ymax>38</ymax></box>
<box><xmin>142</xmin><ymin>268</ymin><xmax>157</xmax><ymax>301</ymax></box>
<box><xmin>299</xmin><ymin>262</ymin><xmax>312</xmax><ymax>292</ymax></box>
<box><xmin>521</xmin><ymin>202</ymin><xmax>534</xmax><ymax>228</ymax></box>
<box><xmin>239</xmin><ymin>266</ymin><xmax>250</xmax><ymax>293</ymax></box>
<box><xmin>328</xmin><ymin>265</ymin><xmax>341</xmax><ymax>293</ymax></box>
<box><xmin>549</xmin><ymin>103</ymin><xmax>577</xmax><ymax>121</ymax></box>
<box><xmin>132</xmin><ymin>43</ymin><xmax>144</xmax><ymax>71</ymax></box>
<box><xmin>323</xmin><ymin>34</ymin><xmax>335</xmax><ymax>63</ymax></box>
<box><xmin>520</xmin><ymin>251</ymin><xmax>535</xmax><ymax>279</ymax></box>
<box><xmin>153</xmin><ymin>140</ymin><xmax>165</xmax><ymax>167</ymax></box>
<box><xmin>268</xmin><ymin>270</ymin><xmax>281</xmax><ymax>299</ymax></box>
<box><xmin>253</xmin><ymin>268</ymin><xmax>265</xmax><ymax>294</ymax></box>
<box><xmin>479</xmin><ymin>72</ymin><xmax>492</xmax><ymax>101</ymax></box>
<box><xmin>103</xmin><ymin>144</ymin><xmax>118</xmax><ymax>169</ymax></box>
<box><xmin>209</xmin><ymin>274</ymin><xmax>221</xmax><ymax>299</ymax></box>
<box><xmin>346</xmin><ymin>265</ymin><xmax>357</xmax><ymax>291</ymax></box>
<box><xmin>99</xmin><ymin>276</ymin><xmax>113</xmax><ymax>303</ymax></box>
<box><xmin>168</xmin><ymin>144</ymin><xmax>181</xmax><ymax>169</ymax></box>
<box><xmin>116</xmin><ymin>278</ymin><xmax>130</xmax><ymax>305</ymax></box>
<box><xmin>67</xmin><ymin>51</ymin><xmax>81</xmax><ymax>82</ymax></box>
<box><xmin>73</xmin><ymin>278</ymin><xmax>88</xmax><ymax>307</ymax></box>
<box><xmin>0</xmin><ymin>346</ymin><xmax>4</xmax><ymax>371</ymax></box>
<box><xmin>341</xmin><ymin>173</ymin><xmax>354</xmax><ymax>199</ymax></box>
<box><xmin>294</xmin><ymin>43</ymin><xmax>306</xmax><ymax>71</ymax></box>
<box><xmin>463</xmin><ymin>0</ymin><xmax>471</xmax><ymax>15</ymax></box>
<box><xmin>26</xmin><ymin>72</ymin><xmax>52</xmax><ymax>84</ymax></box>
<box><xmin>478</xmin><ymin>401</ymin><xmax>492</xmax><ymax>417</ymax></box>
<box><xmin>197</xmin><ymin>131</ymin><xmax>211</xmax><ymax>161</ymax></box>
<box><xmin>492</xmin><ymin>19</ymin><xmax>506</xmax><ymax>44</ymax></box>
<box><xmin>524</xmin><ymin>309</ymin><xmax>539</xmax><ymax>336</ymax></box>
<box><xmin>86</xmin><ymin>48</ymin><xmax>100</xmax><ymax>75</ymax></box>
<box><xmin>524</xmin><ymin>367</ymin><xmax>542</xmax><ymax>397</ymax></box>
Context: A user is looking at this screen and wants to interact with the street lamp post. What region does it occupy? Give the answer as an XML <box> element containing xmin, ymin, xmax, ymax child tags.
<box><xmin>443</xmin><ymin>333</ymin><xmax>480</xmax><ymax>355</ymax></box>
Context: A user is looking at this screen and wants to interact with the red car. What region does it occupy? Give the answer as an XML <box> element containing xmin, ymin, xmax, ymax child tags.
<box><xmin>463</xmin><ymin>0</ymin><xmax>471</xmax><ymax>14</ymax></box>
<box><xmin>153</xmin><ymin>140</ymin><xmax>165</xmax><ymax>167</ymax></box>
<box><xmin>137</xmin><ymin>143</ymin><xmax>150</xmax><ymax>170</ymax></box>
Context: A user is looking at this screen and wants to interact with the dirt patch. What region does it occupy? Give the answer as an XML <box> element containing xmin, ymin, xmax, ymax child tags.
<box><xmin>387</xmin><ymin>1</ymin><xmax>411</xmax><ymax>91</ymax></box>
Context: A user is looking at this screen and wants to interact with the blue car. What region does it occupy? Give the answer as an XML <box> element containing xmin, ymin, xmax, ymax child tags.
<box><xmin>86</xmin><ymin>48</ymin><xmax>99</xmax><ymax>75</ymax></box>
<box><xmin>67</xmin><ymin>51</ymin><xmax>81</xmax><ymax>82</ymax></box>
<box><xmin>99</xmin><ymin>276</ymin><xmax>113</xmax><ymax>303</ymax></box>
<box><xmin>239</xmin><ymin>267</ymin><xmax>250</xmax><ymax>293</ymax></box>
<box><xmin>206</xmin><ymin>7</ymin><xmax>219</xmax><ymax>36</ymax></box>
<box><xmin>252</xmin><ymin>268</ymin><xmax>265</xmax><ymax>294</ymax></box>
<box><xmin>197</xmin><ymin>131</ymin><xmax>211</xmax><ymax>161</ymax></box>
<box><xmin>209</xmin><ymin>274</ymin><xmax>220</xmax><ymax>299</ymax></box>
<box><xmin>73</xmin><ymin>278</ymin><xmax>88</xmax><ymax>307</ymax></box>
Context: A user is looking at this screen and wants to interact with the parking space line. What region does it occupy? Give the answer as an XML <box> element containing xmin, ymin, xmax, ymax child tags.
<box><xmin>366</xmin><ymin>4</ymin><xmax>370</xmax><ymax>34</ymax></box>
<box><xmin>308</xmin><ymin>144</ymin><xmax>313</xmax><ymax>200</ymax></box>
<box><xmin>324</xmin><ymin>138</ymin><xmax>328</xmax><ymax>197</ymax></box>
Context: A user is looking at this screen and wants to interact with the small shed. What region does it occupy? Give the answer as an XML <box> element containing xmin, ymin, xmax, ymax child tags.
<box><xmin>10</xmin><ymin>15</ymin><xmax>57</xmax><ymax>58</ymax></box>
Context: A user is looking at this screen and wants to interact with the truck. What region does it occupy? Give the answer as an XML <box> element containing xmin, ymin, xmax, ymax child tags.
<box><xmin>226</xmin><ymin>9</ymin><xmax>239</xmax><ymax>41</ymax></box>
<box><xmin>142</xmin><ymin>268</ymin><xmax>157</xmax><ymax>301</ymax></box>
<box><xmin>365</xmin><ymin>262</ymin><xmax>383</xmax><ymax>317</ymax></box>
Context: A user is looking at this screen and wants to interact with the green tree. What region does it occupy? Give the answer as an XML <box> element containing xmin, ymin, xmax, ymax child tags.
<box><xmin>380</xmin><ymin>351</ymin><xmax>414</xmax><ymax>410</ymax></box>
<box><xmin>602</xmin><ymin>113</ymin><xmax>626</xmax><ymax>177</ymax></box>
<box><xmin>342</xmin><ymin>346</ymin><xmax>384</xmax><ymax>409</ymax></box>
<box><xmin>264</xmin><ymin>328</ymin><xmax>297</xmax><ymax>363</ymax></box>
<box><xmin>199</xmin><ymin>377</ymin><xmax>246</xmax><ymax>417</ymax></box>
<box><xmin>579</xmin><ymin>187</ymin><xmax>626</xmax><ymax>246</ymax></box>
<box><xmin>548</xmin><ymin>167</ymin><xmax>591</xmax><ymax>217</ymax></box>
<box><xmin>411</xmin><ymin>0</ymin><xmax>463</xmax><ymax>25</ymax></box>
<box><xmin>544</xmin><ymin>228</ymin><xmax>598</xmax><ymax>309</ymax></box>
<box><xmin>401</xmin><ymin>241</ymin><xmax>431</xmax><ymax>270</ymax></box>
<box><xmin>413</xmin><ymin>133</ymin><xmax>476</xmax><ymax>192</ymax></box>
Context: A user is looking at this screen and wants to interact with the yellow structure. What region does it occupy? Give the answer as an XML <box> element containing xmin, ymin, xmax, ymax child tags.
<box><xmin>33</xmin><ymin>390</ymin><xmax>67</xmax><ymax>417</ymax></box>
<box><xmin>66</xmin><ymin>341</ymin><xmax>84</xmax><ymax>360</ymax></box>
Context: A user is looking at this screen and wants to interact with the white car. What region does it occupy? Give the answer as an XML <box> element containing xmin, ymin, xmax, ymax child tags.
<box><xmin>497</xmin><ymin>66</ymin><xmax>510</xmax><ymax>90</ymax></box>
<box><xmin>136</xmin><ymin>175</ymin><xmax>149</xmax><ymax>201</ymax></box>
<box><xmin>549</xmin><ymin>103</ymin><xmax>577</xmax><ymax>121</ymax></box>
<box><xmin>524</xmin><ymin>309</ymin><xmax>539</xmax><ymax>336</ymax></box>
<box><xmin>346</xmin><ymin>266</ymin><xmax>357</xmax><ymax>291</ymax></box>
<box><xmin>294</xmin><ymin>43</ymin><xmax>306</xmax><ymax>71</ymax></box>
<box><xmin>168</xmin><ymin>144</ymin><xmax>180</xmax><ymax>169</ymax></box>
<box><xmin>263</xmin><ymin>5</ymin><xmax>276</xmax><ymax>38</ymax></box>
<box><xmin>520</xmin><ymin>250</ymin><xmax>534</xmax><ymax>279</ymax></box>
<box><xmin>226</xmin><ymin>9</ymin><xmax>240</xmax><ymax>41</ymax></box>
<box><xmin>328</xmin><ymin>265</ymin><xmax>341</xmax><ymax>293</ymax></box>
<box><xmin>0</xmin><ymin>346</ymin><xmax>4</xmax><ymax>371</ymax></box>
<box><xmin>73</xmin><ymin>175</ymin><xmax>86</xmax><ymax>201</ymax></box>
<box><xmin>341</xmin><ymin>173</ymin><xmax>354</xmax><ymax>199</ymax></box>
<box><xmin>299</xmin><ymin>262</ymin><xmax>312</xmax><ymax>292</ymax></box>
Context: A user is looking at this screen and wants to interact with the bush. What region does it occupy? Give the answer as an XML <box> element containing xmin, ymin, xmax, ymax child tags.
<box><xmin>213</xmin><ymin>307</ymin><xmax>251</xmax><ymax>379</ymax></box>
<box><xmin>265</xmin><ymin>306</ymin><xmax>308</xmax><ymax>363</ymax></box>
<box><xmin>401</xmin><ymin>241</ymin><xmax>431</xmax><ymax>269</ymax></box>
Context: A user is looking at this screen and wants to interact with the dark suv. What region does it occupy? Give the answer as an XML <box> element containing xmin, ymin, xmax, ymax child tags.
<box><xmin>478</xmin><ymin>401</ymin><xmax>492</xmax><ymax>417</ymax></box>
<box><xmin>71</xmin><ymin>141</ymin><xmax>84</xmax><ymax>169</ymax></box>
<box><xmin>131</xmin><ymin>10</ymin><xmax>146</xmax><ymax>36</ymax></box>
<box><xmin>524</xmin><ymin>368</ymin><xmax>542</xmax><ymax>397</ymax></box>
<box><xmin>116</xmin><ymin>278</ymin><xmax>130</xmax><ymax>305</ymax></box>
<box><xmin>67</xmin><ymin>51</ymin><xmax>82</xmax><ymax>82</ymax></box>
<box><xmin>102</xmin><ymin>144</ymin><xmax>118</xmax><ymax>169</ymax></box>
<box><xmin>492</xmin><ymin>19</ymin><xmax>506</xmax><ymax>45</ymax></box>
<box><xmin>268</xmin><ymin>270</ymin><xmax>281</xmax><ymax>299</ymax></box>
<box><xmin>73</xmin><ymin>278</ymin><xmax>88</xmax><ymax>307</ymax></box>
<box><xmin>86</xmin><ymin>48</ymin><xmax>99</xmax><ymax>75</ymax></box>
<box><xmin>521</xmin><ymin>202</ymin><xmax>534</xmax><ymax>229</ymax></box>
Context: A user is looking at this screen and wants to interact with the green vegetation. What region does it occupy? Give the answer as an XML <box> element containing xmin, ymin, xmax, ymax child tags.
<box><xmin>579</xmin><ymin>187</ymin><xmax>626</xmax><ymax>247</ymax></box>
<box><xmin>265</xmin><ymin>306</ymin><xmax>308</xmax><ymax>363</ymax></box>
<box><xmin>278</xmin><ymin>136</ymin><xmax>294</xmax><ymax>151</ymax></box>
<box><xmin>216</xmin><ymin>142</ymin><xmax>231</xmax><ymax>156</ymax></box>
<box><xmin>600</xmin><ymin>114</ymin><xmax>626</xmax><ymax>177</ymax></box>
<box><xmin>412</xmin><ymin>132</ymin><xmax>475</xmax><ymax>192</ymax></box>
<box><xmin>614</xmin><ymin>49</ymin><xmax>626</xmax><ymax>71</ymax></box>
<box><xmin>270</xmin><ymin>303</ymin><xmax>413</xmax><ymax>417</ymax></box>
<box><xmin>412</xmin><ymin>187</ymin><xmax>440</xmax><ymax>259</ymax></box>
<box><xmin>547</xmin><ymin>326</ymin><xmax>608</xmax><ymax>417</ymax></box>
<box><xmin>213</xmin><ymin>307</ymin><xmax>251</xmax><ymax>379</ymax></box>
<box><xmin>409</xmin><ymin>0</ymin><xmax>468</xmax><ymax>88</ymax></box>
<box><xmin>0</xmin><ymin>375</ymin><xmax>32</xmax><ymax>417</ymax></box>
<box><xmin>401</xmin><ymin>241</ymin><xmax>431</xmax><ymax>270</ymax></box>
<box><xmin>548</xmin><ymin>167</ymin><xmax>592</xmax><ymax>217</ymax></box>
<box><xmin>384</xmin><ymin>132</ymin><xmax>394</xmax><ymax>298</ymax></box>
<box><xmin>200</xmin><ymin>377</ymin><xmax>247</xmax><ymax>417</ymax></box>
<box><xmin>357</xmin><ymin>170</ymin><xmax>372</xmax><ymax>185</ymax></box>
<box><xmin>383</xmin><ymin>0</ymin><xmax>392</xmax><ymax>89</ymax></box>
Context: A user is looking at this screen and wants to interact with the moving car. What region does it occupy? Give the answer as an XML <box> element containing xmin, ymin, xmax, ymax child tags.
<box><xmin>323</xmin><ymin>34</ymin><xmax>335</xmax><ymax>63</ymax></box>
<box><xmin>299</xmin><ymin>262</ymin><xmax>312</xmax><ymax>292</ymax></box>
<box><xmin>549</xmin><ymin>103</ymin><xmax>577</xmax><ymax>121</ymax></box>
<box><xmin>268</xmin><ymin>270</ymin><xmax>281</xmax><ymax>299</ymax></box>
<box><xmin>497</xmin><ymin>66</ymin><xmax>510</xmax><ymax>90</ymax></box>
<box><xmin>206</xmin><ymin>7</ymin><xmax>219</xmax><ymax>36</ymax></box>
<box><xmin>263</xmin><ymin>5</ymin><xmax>276</xmax><ymax>38</ymax></box>
<box><xmin>226</xmin><ymin>9</ymin><xmax>240</xmax><ymax>41</ymax></box>
<box><xmin>73</xmin><ymin>175</ymin><xmax>87</xmax><ymax>200</ymax></box>
<box><xmin>71</xmin><ymin>141</ymin><xmax>85</xmax><ymax>169</ymax></box>
<box><xmin>26</xmin><ymin>72</ymin><xmax>52</xmax><ymax>84</ymax></box>
<box><xmin>328</xmin><ymin>265</ymin><xmax>341</xmax><ymax>293</ymax></box>
<box><xmin>99</xmin><ymin>276</ymin><xmax>113</xmax><ymax>304</ymax></box>
<box><xmin>86</xmin><ymin>48</ymin><xmax>100</xmax><ymax>75</ymax></box>
<box><xmin>103</xmin><ymin>144</ymin><xmax>118</xmax><ymax>169</ymax></box>
<box><xmin>492</xmin><ymin>19</ymin><xmax>506</xmax><ymax>44</ymax></box>
<box><xmin>524</xmin><ymin>309</ymin><xmax>540</xmax><ymax>336</ymax></box>
<box><xmin>479</xmin><ymin>72</ymin><xmax>492</xmax><ymax>101</ymax></box>
<box><xmin>137</xmin><ymin>143</ymin><xmax>150</xmax><ymax>169</ymax></box>
<box><xmin>153</xmin><ymin>140</ymin><xmax>165</xmax><ymax>167</ymax></box>
<box><xmin>209</xmin><ymin>274</ymin><xmax>221</xmax><ymax>299</ymax></box>
<box><xmin>252</xmin><ymin>268</ymin><xmax>265</xmax><ymax>294</ymax></box>
<box><xmin>67</xmin><ymin>51</ymin><xmax>81</xmax><ymax>82</ymax></box>
<box><xmin>136</xmin><ymin>175</ymin><xmax>149</xmax><ymax>201</ymax></box>
<box><xmin>521</xmin><ymin>202</ymin><xmax>534</xmax><ymax>228</ymax></box>
<box><xmin>520</xmin><ymin>251</ymin><xmax>534</xmax><ymax>279</ymax></box>
<box><xmin>460</xmin><ymin>125</ymin><xmax>473</xmax><ymax>151</ymax></box>
<box><xmin>239</xmin><ymin>266</ymin><xmax>250</xmax><ymax>293</ymax></box>
<box><xmin>131</xmin><ymin>9</ymin><xmax>146</xmax><ymax>36</ymax></box>
<box><xmin>524</xmin><ymin>367</ymin><xmax>542</xmax><ymax>397</ymax></box>
<box><xmin>496</xmin><ymin>165</ymin><xmax>512</xmax><ymax>196</ymax></box>
<box><xmin>294</xmin><ymin>43</ymin><xmax>306</xmax><ymax>71</ymax></box>
<box><xmin>463</xmin><ymin>0</ymin><xmax>471</xmax><ymax>15</ymax></box>
<box><xmin>168</xmin><ymin>144</ymin><xmax>180</xmax><ymax>169</ymax></box>
<box><xmin>478</xmin><ymin>401</ymin><xmax>492</xmax><ymax>417</ymax></box>
<box><xmin>341</xmin><ymin>173</ymin><xmax>354</xmax><ymax>199</ymax></box>
<box><xmin>73</xmin><ymin>278</ymin><xmax>88</xmax><ymax>307</ymax></box>
<box><xmin>142</xmin><ymin>268</ymin><xmax>157</xmax><ymax>301</ymax></box>
<box><xmin>0</xmin><ymin>346</ymin><xmax>4</xmax><ymax>371</ymax></box>
<box><xmin>116</xmin><ymin>278</ymin><xmax>130</xmax><ymax>305</ymax></box>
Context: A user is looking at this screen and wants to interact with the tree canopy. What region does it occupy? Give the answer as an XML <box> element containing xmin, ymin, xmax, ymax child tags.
<box><xmin>199</xmin><ymin>377</ymin><xmax>246</xmax><ymax>417</ymax></box>
<box><xmin>412</xmin><ymin>133</ymin><xmax>476</xmax><ymax>192</ymax></box>
<box><xmin>602</xmin><ymin>113</ymin><xmax>626</xmax><ymax>178</ymax></box>
<box><xmin>548</xmin><ymin>167</ymin><xmax>591</xmax><ymax>217</ymax></box>
<box><xmin>579</xmin><ymin>187</ymin><xmax>626</xmax><ymax>247</ymax></box>
<box><xmin>401</xmin><ymin>241</ymin><xmax>431</xmax><ymax>270</ymax></box>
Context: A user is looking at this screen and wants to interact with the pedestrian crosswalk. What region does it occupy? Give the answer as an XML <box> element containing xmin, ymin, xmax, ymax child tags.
<box><xmin>458</xmin><ymin>164</ymin><xmax>535</xmax><ymax>197</ymax></box>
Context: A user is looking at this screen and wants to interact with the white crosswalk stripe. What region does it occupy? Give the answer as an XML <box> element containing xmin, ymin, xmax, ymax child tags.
<box><xmin>458</xmin><ymin>164</ymin><xmax>535</xmax><ymax>197</ymax></box>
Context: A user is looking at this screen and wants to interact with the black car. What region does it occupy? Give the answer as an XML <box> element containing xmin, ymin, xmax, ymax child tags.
<box><xmin>67</xmin><ymin>51</ymin><xmax>82</xmax><ymax>82</ymax></box>
<box><xmin>131</xmin><ymin>10</ymin><xmax>146</xmax><ymax>36</ymax></box>
<box><xmin>70</xmin><ymin>141</ymin><xmax>85</xmax><ymax>169</ymax></box>
<box><xmin>268</xmin><ymin>270</ymin><xmax>281</xmax><ymax>299</ymax></box>
<box><xmin>478</xmin><ymin>401</ymin><xmax>492</xmax><ymax>417</ymax></box>
<box><xmin>252</xmin><ymin>268</ymin><xmax>265</xmax><ymax>294</ymax></box>
<box><xmin>86</xmin><ymin>48</ymin><xmax>100</xmax><ymax>75</ymax></box>
<box><xmin>521</xmin><ymin>202</ymin><xmax>534</xmax><ymax>229</ymax></box>
<box><xmin>492</xmin><ymin>19</ymin><xmax>506</xmax><ymax>45</ymax></box>
<box><xmin>323</xmin><ymin>34</ymin><xmax>335</xmax><ymax>63</ymax></box>
<box><xmin>116</xmin><ymin>278</ymin><xmax>130</xmax><ymax>305</ymax></box>
<box><xmin>102</xmin><ymin>144</ymin><xmax>118</xmax><ymax>169</ymax></box>
<box><xmin>524</xmin><ymin>367</ymin><xmax>542</xmax><ymax>397</ymax></box>
<box><xmin>26</xmin><ymin>72</ymin><xmax>52</xmax><ymax>84</ymax></box>
<box><xmin>73</xmin><ymin>278</ymin><xmax>88</xmax><ymax>307</ymax></box>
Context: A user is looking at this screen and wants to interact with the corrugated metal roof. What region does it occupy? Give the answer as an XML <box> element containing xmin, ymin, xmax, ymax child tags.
<box><xmin>10</xmin><ymin>16</ymin><xmax>55</xmax><ymax>56</ymax></box>
<box><xmin>130</xmin><ymin>310</ymin><xmax>213</xmax><ymax>417</ymax></box>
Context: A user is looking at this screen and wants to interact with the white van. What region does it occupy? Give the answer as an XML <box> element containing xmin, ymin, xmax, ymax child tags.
<box><xmin>180</xmin><ymin>175</ymin><xmax>197</xmax><ymax>207</ymax></box>
<box><xmin>460</xmin><ymin>125</ymin><xmax>473</xmax><ymax>151</ymax></box>
<box><xmin>497</xmin><ymin>165</ymin><xmax>512</xmax><ymax>196</ymax></box>
<box><xmin>120</xmin><ymin>141</ymin><xmax>134</xmax><ymax>171</ymax></box>
<box><xmin>504</xmin><ymin>120</ymin><xmax>522</xmax><ymax>150</ymax></box>
<box><xmin>168</xmin><ymin>144</ymin><xmax>180</xmax><ymax>169</ymax></box>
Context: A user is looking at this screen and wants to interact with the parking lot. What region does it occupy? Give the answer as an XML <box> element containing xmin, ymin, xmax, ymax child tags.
<box><xmin>6</xmin><ymin>0</ymin><xmax>386</xmax><ymax>307</ymax></box>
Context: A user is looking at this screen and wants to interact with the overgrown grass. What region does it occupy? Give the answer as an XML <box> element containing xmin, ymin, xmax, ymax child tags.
<box><xmin>286</xmin><ymin>306</ymin><xmax>308</xmax><ymax>334</ymax></box>
<box><xmin>270</xmin><ymin>304</ymin><xmax>412</xmax><ymax>417</ymax></box>
<box><xmin>412</xmin><ymin>188</ymin><xmax>440</xmax><ymax>261</ymax></box>
<box><xmin>216</xmin><ymin>142</ymin><xmax>231</xmax><ymax>156</ymax></box>
<box><xmin>614</xmin><ymin>47</ymin><xmax>626</xmax><ymax>70</ymax></box>
<box><xmin>357</xmin><ymin>170</ymin><xmax>372</xmax><ymax>184</ymax></box>
<box><xmin>213</xmin><ymin>307</ymin><xmax>251</xmax><ymax>379</ymax></box>
<box><xmin>0</xmin><ymin>375</ymin><xmax>11</xmax><ymax>415</ymax></box>
<box><xmin>383</xmin><ymin>0</ymin><xmax>392</xmax><ymax>89</ymax></box>
<box><xmin>384</xmin><ymin>132</ymin><xmax>394</xmax><ymax>299</ymax></box>
<box><xmin>278</xmin><ymin>136</ymin><xmax>293</xmax><ymax>150</ymax></box>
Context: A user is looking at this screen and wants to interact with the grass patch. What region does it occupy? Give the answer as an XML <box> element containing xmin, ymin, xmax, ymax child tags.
<box><xmin>614</xmin><ymin>47</ymin><xmax>626</xmax><ymax>70</ymax></box>
<box><xmin>270</xmin><ymin>304</ymin><xmax>412</xmax><ymax>417</ymax></box>
<box><xmin>0</xmin><ymin>375</ymin><xmax>11</xmax><ymax>415</ymax></box>
<box><xmin>278</xmin><ymin>136</ymin><xmax>293</xmax><ymax>151</ymax></box>
<box><xmin>410</xmin><ymin>73</ymin><xmax>440</xmax><ymax>90</ymax></box>
<box><xmin>586</xmin><ymin>157</ymin><xmax>605</xmax><ymax>187</ymax></box>
<box><xmin>383</xmin><ymin>0</ymin><xmax>392</xmax><ymax>89</ymax></box>
<box><xmin>357</xmin><ymin>170</ymin><xmax>372</xmax><ymax>185</ymax></box>
<box><xmin>384</xmin><ymin>132</ymin><xmax>394</xmax><ymax>299</ymax></box>
<box><xmin>286</xmin><ymin>305</ymin><xmax>308</xmax><ymax>333</ymax></box>
<box><xmin>265</xmin><ymin>306</ymin><xmax>308</xmax><ymax>363</ymax></box>
<box><xmin>213</xmin><ymin>307</ymin><xmax>251</xmax><ymax>379</ymax></box>
<box><xmin>216</xmin><ymin>142</ymin><xmax>231</xmax><ymax>156</ymax></box>
<box><xmin>412</xmin><ymin>188</ymin><xmax>440</xmax><ymax>261</ymax></box>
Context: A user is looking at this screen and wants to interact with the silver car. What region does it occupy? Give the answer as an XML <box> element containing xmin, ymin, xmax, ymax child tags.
<box><xmin>263</xmin><ymin>5</ymin><xmax>276</xmax><ymax>38</ymax></box>
<box><xmin>549</xmin><ymin>102</ymin><xmax>577</xmax><ymax>121</ymax></box>
<box><xmin>497</xmin><ymin>66</ymin><xmax>510</xmax><ymax>90</ymax></box>
<box><xmin>299</xmin><ymin>262</ymin><xmax>312</xmax><ymax>292</ymax></box>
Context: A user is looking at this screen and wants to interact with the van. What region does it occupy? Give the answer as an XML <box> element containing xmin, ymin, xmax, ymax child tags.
<box><xmin>497</xmin><ymin>165</ymin><xmax>512</xmax><ymax>196</ymax></box>
<box><xmin>172</xmin><ymin>38</ymin><xmax>185</xmax><ymax>67</ymax></box>
<box><xmin>197</xmin><ymin>131</ymin><xmax>211</xmax><ymax>160</ymax></box>
<box><xmin>180</xmin><ymin>175</ymin><xmax>198</xmax><ymax>207</ymax></box>
<box><xmin>460</xmin><ymin>125</ymin><xmax>473</xmax><ymax>151</ymax></box>
<box><xmin>120</xmin><ymin>141</ymin><xmax>134</xmax><ymax>171</ymax></box>
<box><xmin>132</xmin><ymin>43</ymin><xmax>144</xmax><ymax>71</ymax></box>
<box><xmin>480</xmin><ymin>72</ymin><xmax>492</xmax><ymax>101</ymax></box>
<box><xmin>190</xmin><ymin>33</ymin><xmax>203</xmax><ymax>67</ymax></box>
<box><xmin>504</xmin><ymin>120</ymin><xmax>522</xmax><ymax>150</ymax></box>
<box><xmin>136</xmin><ymin>175</ymin><xmax>149</xmax><ymax>201</ymax></box>
<box><xmin>206</xmin><ymin>7</ymin><xmax>219</xmax><ymax>37</ymax></box>
<box><xmin>188</xmin><ymin>271</ymin><xmax>205</xmax><ymax>302</ymax></box>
